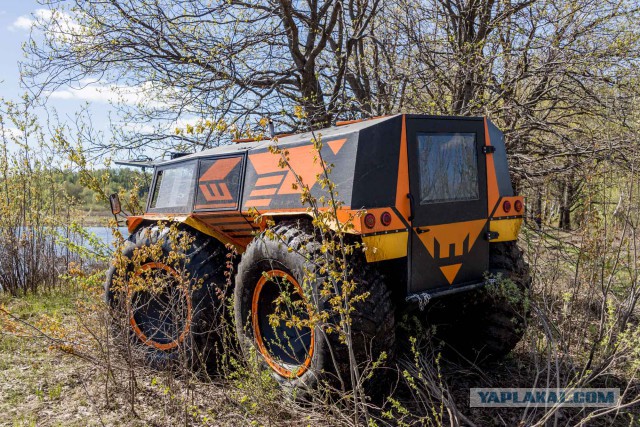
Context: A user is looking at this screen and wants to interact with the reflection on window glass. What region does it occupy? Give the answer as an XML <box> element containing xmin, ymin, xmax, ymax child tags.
<box><xmin>195</xmin><ymin>157</ymin><xmax>242</xmax><ymax>210</ymax></box>
<box><xmin>417</xmin><ymin>133</ymin><xmax>479</xmax><ymax>204</ymax></box>
<box><xmin>150</xmin><ymin>161</ymin><xmax>196</xmax><ymax>210</ymax></box>
<box><xmin>149</xmin><ymin>170</ymin><xmax>164</xmax><ymax>208</ymax></box>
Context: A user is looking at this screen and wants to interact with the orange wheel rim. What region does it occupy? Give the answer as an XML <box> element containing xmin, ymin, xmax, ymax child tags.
<box><xmin>251</xmin><ymin>269</ymin><xmax>315</xmax><ymax>378</ymax></box>
<box><xmin>129</xmin><ymin>262</ymin><xmax>192</xmax><ymax>351</ymax></box>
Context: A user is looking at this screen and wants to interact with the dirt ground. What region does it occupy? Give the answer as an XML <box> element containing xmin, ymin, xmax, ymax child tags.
<box><xmin>1</xmin><ymin>267</ymin><xmax>639</xmax><ymax>426</ymax></box>
<box><xmin>0</xmin><ymin>289</ymin><xmax>319</xmax><ymax>427</ymax></box>
<box><xmin>0</xmin><ymin>291</ymin><xmax>144</xmax><ymax>427</ymax></box>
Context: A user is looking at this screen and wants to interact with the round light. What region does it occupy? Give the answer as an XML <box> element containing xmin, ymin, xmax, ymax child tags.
<box><xmin>502</xmin><ymin>200</ymin><xmax>512</xmax><ymax>213</ymax></box>
<box><xmin>364</xmin><ymin>213</ymin><xmax>376</xmax><ymax>229</ymax></box>
<box><xmin>514</xmin><ymin>200</ymin><xmax>523</xmax><ymax>212</ymax></box>
<box><xmin>380</xmin><ymin>211</ymin><xmax>392</xmax><ymax>226</ymax></box>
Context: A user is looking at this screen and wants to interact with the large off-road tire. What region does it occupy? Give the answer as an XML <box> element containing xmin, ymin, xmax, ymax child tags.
<box><xmin>430</xmin><ymin>241</ymin><xmax>531</xmax><ymax>361</ymax></box>
<box><xmin>105</xmin><ymin>224</ymin><xmax>228</xmax><ymax>371</ymax></box>
<box><xmin>234</xmin><ymin>220</ymin><xmax>395</xmax><ymax>395</ymax></box>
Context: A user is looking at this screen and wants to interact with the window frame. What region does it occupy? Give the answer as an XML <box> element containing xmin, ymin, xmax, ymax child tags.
<box><xmin>193</xmin><ymin>154</ymin><xmax>246</xmax><ymax>212</ymax></box>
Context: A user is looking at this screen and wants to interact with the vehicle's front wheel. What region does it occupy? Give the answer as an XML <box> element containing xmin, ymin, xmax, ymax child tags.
<box><xmin>234</xmin><ymin>220</ymin><xmax>395</xmax><ymax>394</ymax></box>
<box><xmin>105</xmin><ymin>224</ymin><xmax>228</xmax><ymax>371</ymax></box>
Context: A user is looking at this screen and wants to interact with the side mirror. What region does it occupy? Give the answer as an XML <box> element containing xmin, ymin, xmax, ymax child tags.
<box><xmin>109</xmin><ymin>193</ymin><xmax>122</xmax><ymax>215</ymax></box>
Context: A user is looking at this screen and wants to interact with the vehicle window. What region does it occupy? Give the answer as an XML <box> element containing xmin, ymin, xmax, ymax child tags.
<box><xmin>149</xmin><ymin>161</ymin><xmax>197</xmax><ymax>212</ymax></box>
<box><xmin>417</xmin><ymin>133</ymin><xmax>479</xmax><ymax>204</ymax></box>
<box><xmin>195</xmin><ymin>156</ymin><xmax>243</xmax><ymax>211</ymax></box>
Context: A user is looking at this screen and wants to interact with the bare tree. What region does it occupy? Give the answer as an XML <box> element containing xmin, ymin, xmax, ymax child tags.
<box><xmin>24</xmin><ymin>0</ymin><xmax>640</xmax><ymax>229</ymax></box>
<box><xmin>24</xmin><ymin>1</ymin><xmax>391</xmax><ymax>150</ymax></box>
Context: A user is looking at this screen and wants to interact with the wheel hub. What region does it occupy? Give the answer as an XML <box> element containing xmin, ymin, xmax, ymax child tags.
<box><xmin>129</xmin><ymin>262</ymin><xmax>192</xmax><ymax>351</ymax></box>
<box><xmin>252</xmin><ymin>269</ymin><xmax>314</xmax><ymax>378</ymax></box>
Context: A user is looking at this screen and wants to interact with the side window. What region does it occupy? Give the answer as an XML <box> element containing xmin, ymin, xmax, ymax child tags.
<box><xmin>417</xmin><ymin>133</ymin><xmax>479</xmax><ymax>204</ymax></box>
<box><xmin>149</xmin><ymin>160</ymin><xmax>197</xmax><ymax>212</ymax></box>
<box><xmin>195</xmin><ymin>156</ymin><xmax>243</xmax><ymax>211</ymax></box>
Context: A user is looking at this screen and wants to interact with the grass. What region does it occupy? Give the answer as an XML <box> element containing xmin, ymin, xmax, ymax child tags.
<box><xmin>0</xmin><ymin>287</ymin><xmax>159</xmax><ymax>427</ymax></box>
<box><xmin>0</xmin><ymin>285</ymin><xmax>308</xmax><ymax>426</ymax></box>
<box><xmin>2</xmin><ymin>290</ymin><xmax>76</xmax><ymax>319</ymax></box>
<box><xmin>2</xmin><ymin>229</ymin><xmax>640</xmax><ymax>426</ymax></box>
<box><xmin>0</xmin><ymin>288</ymin><xmax>98</xmax><ymax>426</ymax></box>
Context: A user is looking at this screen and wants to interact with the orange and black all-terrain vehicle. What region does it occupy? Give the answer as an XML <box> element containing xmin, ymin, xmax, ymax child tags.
<box><xmin>106</xmin><ymin>114</ymin><xmax>530</xmax><ymax>391</ymax></box>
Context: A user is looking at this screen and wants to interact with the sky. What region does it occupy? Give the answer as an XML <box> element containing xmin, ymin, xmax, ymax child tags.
<box><xmin>0</xmin><ymin>2</ymin><xmax>37</xmax><ymax>101</ymax></box>
<box><xmin>0</xmin><ymin>1</ymin><xmax>117</xmax><ymax>153</ymax></box>
<box><xmin>0</xmin><ymin>2</ymin><xmax>231</xmax><ymax>163</ymax></box>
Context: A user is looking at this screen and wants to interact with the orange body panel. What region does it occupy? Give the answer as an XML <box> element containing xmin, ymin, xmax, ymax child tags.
<box><xmin>395</xmin><ymin>115</ymin><xmax>411</xmax><ymax>223</ymax></box>
<box><xmin>200</xmin><ymin>157</ymin><xmax>241</xmax><ymax>181</ymax></box>
<box><xmin>484</xmin><ymin>117</ymin><xmax>501</xmax><ymax>216</ymax></box>
<box><xmin>414</xmin><ymin>219</ymin><xmax>487</xmax><ymax>284</ymax></box>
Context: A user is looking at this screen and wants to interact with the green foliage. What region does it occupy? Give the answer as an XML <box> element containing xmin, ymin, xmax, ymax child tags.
<box><xmin>55</xmin><ymin>168</ymin><xmax>149</xmax><ymax>214</ymax></box>
<box><xmin>0</xmin><ymin>98</ymin><xmax>78</xmax><ymax>295</ymax></box>
<box><xmin>485</xmin><ymin>272</ymin><xmax>531</xmax><ymax>315</ymax></box>
<box><xmin>0</xmin><ymin>97</ymin><xmax>133</xmax><ymax>296</ymax></box>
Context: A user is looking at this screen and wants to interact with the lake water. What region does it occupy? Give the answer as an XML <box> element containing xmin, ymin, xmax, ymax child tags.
<box><xmin>11</xmin><ymin>226</ymin><xmax>128</xmax><ymax>249</ymax></box>
<box><xmin>84</xmin><ymin>227</ymin><xmax>129</xmax><ymax>246</ymax></box>
<box><xmin>47</xmin><ymin>227</ymin><xmax>129</xmax><ymax>254</ymax></box>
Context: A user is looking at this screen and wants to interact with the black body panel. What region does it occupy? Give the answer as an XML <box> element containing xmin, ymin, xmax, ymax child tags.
<box><xmin>350</xmin><ymin>116</ymin><xmax>402</xmax><ymax>208</ymax></box>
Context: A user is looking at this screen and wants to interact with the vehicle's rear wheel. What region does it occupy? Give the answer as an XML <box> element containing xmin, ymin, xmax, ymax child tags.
<box><xmin>428</xmin><ymin>241</ymin><xmax>531</xmax><ymax>361</ymax></box>
<box><xmin>234</xmin><ymin>220</ymin><xmax>395</xmax><ymax>395</ymax></box>
<box><xmin>105</xmin><ymin>224</ymin><xmax>228</xmax><ymax>371</ymax></box>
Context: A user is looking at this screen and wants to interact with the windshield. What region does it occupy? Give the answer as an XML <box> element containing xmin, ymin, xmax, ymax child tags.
<box><xmin>148</xmin><ymin>161</ymin><xmax>197</xmax><ymax>213</ymax></box>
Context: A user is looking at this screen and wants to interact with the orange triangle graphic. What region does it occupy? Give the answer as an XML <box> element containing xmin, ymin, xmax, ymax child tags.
<box><xmin>440</xmin><ymin>264</ymin><xmax>462</xmax><ymax>285</ymax></box>
<box><xmin>327</xmin><ymin>138</ymin><xmax>347</xmax><ymax>155</ymax></box>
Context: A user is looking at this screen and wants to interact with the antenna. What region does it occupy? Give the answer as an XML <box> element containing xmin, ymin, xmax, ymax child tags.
<box><xmin>268</xmin><ymin>119</ymin><xmax>275</xmax><ymax>139</ymax></box>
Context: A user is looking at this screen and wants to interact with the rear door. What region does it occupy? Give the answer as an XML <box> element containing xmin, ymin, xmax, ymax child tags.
<box><xmin>406</xmin><ymin>117</ymin><xmax>489</xmax><ymax>293</ymax></box>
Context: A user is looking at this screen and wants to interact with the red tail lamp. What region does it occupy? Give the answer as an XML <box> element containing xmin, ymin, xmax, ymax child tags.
<box><xmin>514</xmin><ymin>200</ymin><xmax>523</xmax><ymax>213</ymax></box>
<box><xmin>502</xmin><ymin>200</ymin><xmax>512</xmax><ymax>213</ymax></box>
<box><xmin>364</xmin><ymin>213</ymin><xmax>376</xmax><ymax>229</ymax></box>
<box><xmin>380</xmin><ymin>211</ymin><xmax>392</xmax><ymax>226</ymax></box>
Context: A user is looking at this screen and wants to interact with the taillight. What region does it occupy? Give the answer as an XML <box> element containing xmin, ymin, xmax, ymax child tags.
<box><xmin>380</xmin><ymin>211</ymin><xmax>392</xmax><ymax>226</ymax></box>
<box><xmin>364</xmin><ymin>213</ymin><xmax>376</xmax><ymax>229</ymax></box>
<box><xmin>502</xmin><ymin>200</ymin><xmax>512</xmax><ymax>213</ymax></box>
<box><xmin>514</xmin><ymin>200</ymin><xmax>523</xmax><ymax>213</ymax></box>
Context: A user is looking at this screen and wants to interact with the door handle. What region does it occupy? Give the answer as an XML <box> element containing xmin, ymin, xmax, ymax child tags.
<box><xmin>407</xmin><ymin>193</ymin><xmax>415</xmax><ymax>221</ymax></box>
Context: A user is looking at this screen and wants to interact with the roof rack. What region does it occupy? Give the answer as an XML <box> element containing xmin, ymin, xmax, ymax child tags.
<box><xmin>335</xmin><ymin>115</ymin><xmax>388</xmax><ymax>126</ymax></box>
<box><xmin>232</xmin><ymin>132</ymin><xmax>295</xmax><ymax>144</ymax></box>
<box><xmin>232</xmin><ymin>137</ymin><xmax>269</xmax><ymax>144</ymax></box>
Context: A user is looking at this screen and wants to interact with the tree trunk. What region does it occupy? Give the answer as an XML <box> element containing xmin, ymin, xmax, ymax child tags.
<box><xmin>534</xmin><ymin>189</ymin><xmax>543</xmax><ymax>229</ymax></box>
<box><xmin>559</xmin><ymin>178</ymin><xmax>573</xmax><ymax>230</ymax></box>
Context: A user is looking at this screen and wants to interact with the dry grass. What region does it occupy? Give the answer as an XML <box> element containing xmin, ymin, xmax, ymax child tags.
<box><xmin>2</xmin><ymin>219</ymin><xmax>640</xmax><ymax>426</ymax></box>
<box><xmin>0</xmin><ymin>288</ymin><xmax>319</xmax><ymax>427</ymax></box>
